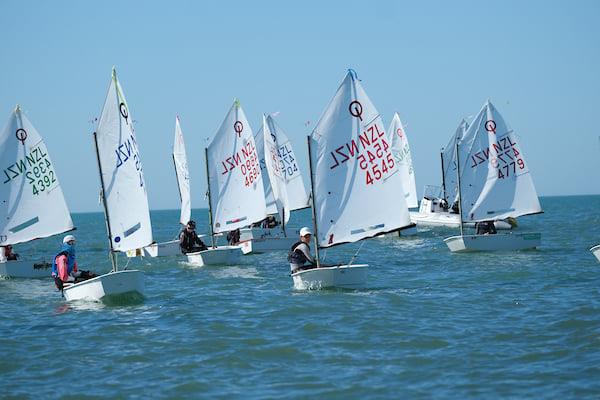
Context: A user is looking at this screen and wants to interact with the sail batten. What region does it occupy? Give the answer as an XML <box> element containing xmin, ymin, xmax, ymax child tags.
<box><xmin>0</xmin><ymin>106</ymin><xmax>74</xmax><ymax>246</ymax></box>
<box><xmin>94</xmin><ymin>69</ymin><xmax>153</xmax><ymax>252</ymax></box>
<box><xmin>310</xmin><ymin>71</ymin><xmax>412</xmax><ymax>248</ymax></box>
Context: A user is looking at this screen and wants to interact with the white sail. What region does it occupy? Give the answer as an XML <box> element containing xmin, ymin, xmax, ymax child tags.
<box><xmin>263</xmin><ymin>115</ymin><xmax>310</xmax><ymax>214</ymax></box>
<box><xmin>262</xmin><ymin>115</ymin><xmax>289</xmax><ymax>224</ymax></box>
<box><xmin>310</xmin><ymin>70</ymin><xmax>412</xmax><ymax>248</ymax></box>
<box><xmin>254</xmin><ymin>125</ymin><xmax>278</xmax><ymax>215</ymax></box>
<box><xmin>442</xmin><ymin>118</ymin><xmax>469</xmax><ymax>204</ymax></box>
<box><xmin>0</xmin><ymin>106</ymin><xmax>74</xmax><ymax>246</ymax></box>
<box><xmin>458</xmin><ymin>100</ymin><xmax>542</xmax><ymax>222</ymax></box>
<box><xmin>95</xmin><ymin>68</ymin><xmax>153</xmax><ymax>251</ymax></box>
<box><xmin>207</xmin><ymin>100</ymin><xmax>267</xmax><ymax>233</ymax></box>
<box><xmin>389</xmin><ymin>112</ymin><xmax>418</xmax><ymax>208</ymax></box>
<box><xmin>173</xmin><ymin>116</ymin><xmax>191</xmax><ymax>225</ymax></box>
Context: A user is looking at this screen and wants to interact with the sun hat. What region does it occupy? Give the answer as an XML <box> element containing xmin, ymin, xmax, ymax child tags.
<box><xmin>299</xmin><ymin>227</ymin><xmax>313</xmax><ymax>237</ymax></box>
<box><xmin>63</xmin><ymin>234</ymin><xmax>76</xmax><ymax>244</ymax></box>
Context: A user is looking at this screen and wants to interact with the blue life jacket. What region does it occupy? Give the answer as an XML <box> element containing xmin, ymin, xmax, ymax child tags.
<box><xmin>51</xmin><ymin>244</ymin><xmax>76</xmax><ymax>277</ymax></box>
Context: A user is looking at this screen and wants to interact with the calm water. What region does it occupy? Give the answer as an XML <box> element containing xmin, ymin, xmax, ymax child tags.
<box><xmin>1</xmin><ymin>195</ymin><xmax>600</xmax><ymax>399</ymax></box>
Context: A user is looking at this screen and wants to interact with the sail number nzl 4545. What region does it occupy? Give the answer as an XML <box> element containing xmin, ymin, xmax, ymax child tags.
<box><xmin>328</xmin><ymin>122</ymin><xmax>395</xmax><ymax>186</ymax></box>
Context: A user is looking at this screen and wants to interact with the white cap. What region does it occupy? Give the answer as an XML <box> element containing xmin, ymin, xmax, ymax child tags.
<box><xmin>63</xmin><ymin>234</ymin><xmax>76</xmax><ymax>244</ymax></box>
<box><xmin>299</xmin><ymin>227</ymin><xmax>313</xmax><ymax>237</ymax></box>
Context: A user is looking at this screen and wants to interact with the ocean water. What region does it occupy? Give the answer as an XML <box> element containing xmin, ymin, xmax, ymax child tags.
<box><xmin>1</xmin><ymin>195</ymin><xmax>600</xmax><ymax>399</ymax></box>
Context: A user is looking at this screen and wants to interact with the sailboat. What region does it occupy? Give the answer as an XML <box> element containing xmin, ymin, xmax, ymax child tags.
<box><xmin>62</xmin><ymin>68</ymin><xmax>146</xmax><ymax>301</ymax></box>
<box><xmin>292</xmin><ymin>70</ymin><xmax>413</xmax><ymax>290</ymax></box>
<box><xmin>127</xmin><ymin>116</ymin><xmax>191</xmax><ymax>258</ymax></box>
<box><xmin>185</xmin><ymin>100</ymin><xmax>262</xmax><ymax>266</ymax></box>
<box><xmin>410</xmin><ymin>119</ymin><xmax>468</xmax><ymax>228</ymax></box>
<box><xmin>387</xmin><ymin>112</ymin><xmax>418</xmax><ymax>236</ymax></box>
<box><xmin>444</xmin><ymin>100</ymin><xmax>542</xmax><ymax>252</ymax></box>
<box><xmin>411</xmin><ymin>118</ymin><xmax>515</xmax><ymax>230</ymax></box>
<box><xmin>0</xmin><ymin>105</ymin><xmax>75</xmax><ymax>278</ymax></box>
<box><xmin>238</xmin><ymin>114</ymin><xmax>310</xmax><ymax>253</ymax></box>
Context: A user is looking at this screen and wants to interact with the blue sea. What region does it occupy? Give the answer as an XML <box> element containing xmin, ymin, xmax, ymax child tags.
<box><xmin>1</xmin><ymin>195</ymin><xmax>600</xmax><ymax>399</ymax></box>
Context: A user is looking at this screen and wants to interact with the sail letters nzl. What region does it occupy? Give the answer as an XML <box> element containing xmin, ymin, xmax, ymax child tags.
<box><xmin>470</xmin><ymin>134</ymin><xmax>525</xmax><ymax>179</ymax></box>
<box><xmin>115</xmin><ymin>133</ymin><xmax>144</xmax><ymax>187</ymax></box>
<box><xmin>220</xmin><ymin>141</ymin><xmax>257</xmax><ymax>175</ymax></box>
<box><xmin>3</xmin><ymin>145</ymin><xmax>48</xmax><ymax>184</ymax></box>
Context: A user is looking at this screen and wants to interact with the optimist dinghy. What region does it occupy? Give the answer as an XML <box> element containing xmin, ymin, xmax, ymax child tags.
<box><xmin>0</xmin><ymin>105</ymin><xmax>75</xmax><ymax>278</ymax></box>
<box><xmin>444</xmin><ymin>100</ymin><xmax>543</xmax><ymax>253</ymax></box>
<box><xmin>291</xmin><ymin>70</ymin><xmax>413</xmax><ymax>290</ymax></box>
<box><xmin>63</xmin><ymin>68</ymin><xmax>147</xmax><ymax>301</ymax></box>
<box><xmin>238</xmin><ymin>114</ymin><xmax>311</xmax><ymax>253</ymax></box>
<box><xmin>194</xmin><ymin>99</ymin><xmax>271</xmax><ymax>265</ymax></box>
<box><xmin>127</xmin><ymin>116</ymin><xmax>190</xmax><ymax>258</ymax></box>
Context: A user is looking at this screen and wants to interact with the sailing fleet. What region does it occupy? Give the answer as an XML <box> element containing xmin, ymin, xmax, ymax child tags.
<box><xmin>1</xmin><ymin>67</ymin><xmax>592</xmax><ymax>301</ymax></box>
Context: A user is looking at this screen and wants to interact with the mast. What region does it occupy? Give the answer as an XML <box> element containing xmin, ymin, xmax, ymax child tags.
<box><xmin>281</xmin><ymin>207</ymin><xmax>286</xmax><ymax>237</ymax></box>
<box><xmin>440</xmin><ymin>149</ymin><xmax>446</xmax><ymax>202</ymax></box>
<box><xmin>93</xmin><ymin>132</ymin><xmax>118</xmax><ymax>272</ymax></box>
<box><xmin>455</xmin><ymin>138</ymin><xmax>464</xmax><ymax>237</ymax></box>
<box><xmin>306</xmin><ymin>136</ymin><xmax>320</xmax><ymax>267</ymax></box>
<box><xmin>204</xmin><ymin>147</ymin><xmax>215</xmax><ymax>248</ymax></box>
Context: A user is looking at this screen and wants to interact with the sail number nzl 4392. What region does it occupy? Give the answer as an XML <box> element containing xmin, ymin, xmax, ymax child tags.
<box><xmin>3</xmin><ymin>144</ymin><xmax>58</xmax><ymax>196</ymax></box>
<box><xmin>328</xmin><ymin>122</ymin><xmax>395</xmax><ymax>185</ymax></box>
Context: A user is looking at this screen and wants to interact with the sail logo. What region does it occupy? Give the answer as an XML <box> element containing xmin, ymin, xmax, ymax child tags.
<box><xmin>349</xmin><ymin>101</ymin><xmax>363</xmax><ymax>121</ymax></box>
<box><xmin>234</xmin><ymin>121</ymin><xmax>243</xmax><ymax>137</ymax></box>
<box><xmin>115</xmin><ymin>133</ymin><xmax>145</xmax><ymax>187</ymax></box>
<box><xmin>485</xmin><ymin>120</ymin><xmax>497</xmax><ymax>134</ymax></box>
<box><xmin>15</xmin><ymin>128</ymin><xmax>27</xmax><ymax>144</ymax></box>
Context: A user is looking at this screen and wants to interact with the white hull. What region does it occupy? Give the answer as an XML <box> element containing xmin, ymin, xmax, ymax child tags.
<box><xmin>0</xmin><ymin>259</ymin><xmax>53</xmax><ymax>278</ymax></box>
<box><xmin>239</xmin><ymin>227</ymin><xmax>298</xmax><ymax>241</ymax></box>
<box><xmin>291</xmin><ymin>264</ymin><xmax>368</xmax><ymax>290</ymax></box>
<box><xmin>410</xmin><ymin>210</ymin><xmax>461</xmax><ymax>227</ymax></box>
<box><xmin>590</xmin><ymin>245</ymin><xmax>600</xmax><ymax>262</ymax></box>
<box><xmin>186</xmin><ymin>246</ymin><xmax>242</xmax><ymax>266</ymax></box>
<box><xmin>411</xmin><ymin>197</ymin><xmax>514</xmax><ymax>230</ymax></box>
<box><xmin>238</xmin><ymin>236</ymin><xmax>298</xmax><ymax>254</ymax></box>
<box><xmin>126</xmin><ymin>240</ymin><xmax>181</xmax><ymax>258</ymax></box>
<box><xmin>62</xmin><ymin>270</ymin><xmax>144</xmax><ymax>301</ymax></box>
<box><xmin>444</xmin><ymin>232</ymin><xmax>541</xmax><ymax>252</ymax></box>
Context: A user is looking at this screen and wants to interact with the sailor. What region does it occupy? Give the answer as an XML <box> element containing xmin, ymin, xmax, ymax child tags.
<box><xmin>261</xmin><ymin>215</ymin><xmax>278</xmax><ymax>229</ymax></box>
<box><xmin>179</xmin><ymin>220</ymin><xmax>208</xmax><ymax>254</ymax></box>
<box><xmin>226</xmin><ymin>228</ymin><xmax>240</xmax><ymax>245</ymax></box>
<box><xmin>475</xmin><ymin>220</ymin><xmax>497</xmax><ymax>235</ymax></box>
<box><xmin>288</xmin><ymin>227</ymin><xmax>317</xmax><ymax>273</ymax></box>
<box><xmin>3</xmin><ymin>245</ymin><xmax>18</xmax><ymax>261</ymax></box>
<box><xmin>52</xmin><ymin>235</ymin><xmax>97</xmax><ymax>290</ymax></box>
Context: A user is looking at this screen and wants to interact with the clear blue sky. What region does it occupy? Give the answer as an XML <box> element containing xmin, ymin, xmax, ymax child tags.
<box><xmin>1</xmin><ymin>0</ymin><xmax>598</xmax><ymax>213</ymax></box>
